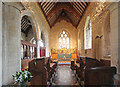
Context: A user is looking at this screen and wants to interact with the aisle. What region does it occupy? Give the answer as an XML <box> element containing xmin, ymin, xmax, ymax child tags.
<box><xmin>51</xmin><ymin>65</ymin><xmax>80</xmax><ymax>86</ymax></box>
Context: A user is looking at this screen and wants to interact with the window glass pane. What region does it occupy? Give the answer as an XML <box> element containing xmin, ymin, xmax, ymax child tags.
<box><xmin>63</xmin><ymin>38</ymin><xmax>65</xmax><ymax>41</ymax></box>
<box><xmin>63</xmin><ymin>31</ymin><xmax>65</xmax><ymax>34</ymax></box>
<box><xmin>84</xmin><ymin>16</ymin><xmax>92</xmax><ymax>49</ymax></box>
<box><xmin>65</xmin><ymin>34</ymin><xmax>67</xmax><ymax>37</ymax></box>
<box><xmin>59</xmin><ymin>30</ymin><xmax>69</xmax><ymax>49</ymax></box>
<box><xmin>61</xmin><ymin>34</ymin><xmax>63</xmax><ymax>37</ymax></box>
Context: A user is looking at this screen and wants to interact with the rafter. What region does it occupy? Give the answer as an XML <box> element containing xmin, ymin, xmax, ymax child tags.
<box><xmin>46</xmin><ymin>4</ymin><xmax>54</xmax><ymax>15</ymax></box>
<box><xmin>66</xmin><ymin>12</ymin><xmax>77</xmax><ymax>27</ymax></box>
<box><xmin>38</xmin><ymin>2</ymin><xmax>89</xmax><ymax>28</ymax></box>
<box><xmin>50</xmin><ymin>11</ymin><xmax>61</xmax><ymax>27</ymax></box>
<box><xmin>37</xmin><ymin>2</ymin><xmax>51</xmax><ymax>28</ymax></box>
<box><xmin>47</xmin><ymin>2</ymin><xmax>81</xmax><ymax>19</ymax></box>
<box><xmin>44</xmin><ymin>2</ymin><xmax>52</xmax><ymax>11</ymax></box>
<box><xmin>44</xmin><ymin>2</ymin><xmax>54</xmax><ymax>13</ymax></box>
<box><xmin>73</xmin><ymin>2</ymin><xmax>83</xmax><ymax>14</ymax></box>
<box><xmin>69</xmin><ymin>2</ymin><xmax>82</xmax><ymax>16</ymax></box>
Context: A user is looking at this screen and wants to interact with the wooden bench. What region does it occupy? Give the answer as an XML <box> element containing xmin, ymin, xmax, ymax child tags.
<box><xmin>84</xmin><ymin>66</ymin><xmax>116</xmax><ymax>86</ymax></box>
<box><xmin>28</xmin><ymin>57</ymin><xmax>57</xmax><ymax>85</ymax></box>
<box><xmin>75</xmin><ymin>56</ymin><xmax>116</xmax><ymax>86</ymax></box>
<box><xmin>75</xmin><ymin>57</ymin><xmax>102</xmax><ymax>79</ymax></box>
<box><xmin>28</xmin><ymin>58</ymin><xmax>48</xmax><ymax>85</ymax></box>
<box><xmin>21</xmin><ymin>58</ymin><xmax>34</xmax><ymax>71</ymax></box>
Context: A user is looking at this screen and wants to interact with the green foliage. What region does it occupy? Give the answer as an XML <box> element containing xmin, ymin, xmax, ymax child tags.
<box><xmin>12</xmin><ymin>70</ymin><xmax>33</xmax><ymax>84</ymax></box>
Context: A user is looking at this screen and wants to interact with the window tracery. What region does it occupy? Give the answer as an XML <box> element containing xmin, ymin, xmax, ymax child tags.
<box><xmin>59</xmin><ymin>30</ymin><xmax>69</xmax><ymax>49</ymax></box>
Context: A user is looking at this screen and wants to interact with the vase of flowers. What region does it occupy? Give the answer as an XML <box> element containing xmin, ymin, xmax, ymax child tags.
<box><xmin>12</xmin><ymin>70</ymin><xmax>33</xmax><ymax>87</ymax></box>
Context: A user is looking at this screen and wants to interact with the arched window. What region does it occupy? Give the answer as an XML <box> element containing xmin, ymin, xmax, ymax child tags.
<box><xmin>39</xmin><ymin>32</ymin><xmax>45</xmax><ymax>47</ymax></box>
<box><xmin>84</xmin><ymin>16</ymin><xmax>92</xmax><ymax>49</ymax></box>
<box><xmin>59</xmin><ymin>30</ymin><xmax>69</xmax><ymax>49</ymax></box>
<box><xmin>39</xmin><ymin>40</ymin><xmax>44</xmax><ymax>47</ymax></box>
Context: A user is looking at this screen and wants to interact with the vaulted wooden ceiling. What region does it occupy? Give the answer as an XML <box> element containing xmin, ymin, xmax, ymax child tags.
<box><xmin>38</xmin><ymin>1</ymin><xmax>89</xmax><ymax>28</ymax></box>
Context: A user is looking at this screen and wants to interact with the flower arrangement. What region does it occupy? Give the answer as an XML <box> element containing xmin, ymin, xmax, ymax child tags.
<box><xmin>12</xmin><ymin>70</ymin><xmax>33</xmax><ymax>85</ymax></box>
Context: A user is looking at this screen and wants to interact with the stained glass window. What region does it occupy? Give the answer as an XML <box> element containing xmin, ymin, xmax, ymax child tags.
<box><xmin>59</xmin><ymin>30</ymin><xmax>69</xmax><ymax>49</ymax></box>
<box><xmin>84</xmin><ymin>16</ymin><xmax>92</xmax><ymax>49</ymax></box>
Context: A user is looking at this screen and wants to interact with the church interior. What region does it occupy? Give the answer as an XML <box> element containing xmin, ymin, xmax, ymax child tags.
<box><xmin>1</xmin><ymin>0</ymin><xmax>120</xmax><ymax>86</ymax></box>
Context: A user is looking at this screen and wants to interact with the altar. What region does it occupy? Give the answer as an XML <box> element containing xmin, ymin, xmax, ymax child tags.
<box><xmin>51</xmin><ymin>48</ymin><xmax>77</xmax><ymax>61</ymax></box>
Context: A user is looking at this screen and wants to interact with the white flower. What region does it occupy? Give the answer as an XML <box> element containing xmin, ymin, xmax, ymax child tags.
<box><xmin>12</xmin><ymin>70</ymin><xmax>32</xmax><ymax>84</ymax></box>
<box><xmin>19</xmin><ymin>74</ymin><xmax>22</xmax><ymax>82</ymax></box>
<box><xmin>24</xmin><ymin>74</ymin><xmax>28</xmax><ymax>79</ymax></box>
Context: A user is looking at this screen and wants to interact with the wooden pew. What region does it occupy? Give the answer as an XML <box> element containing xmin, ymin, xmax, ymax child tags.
<box><xmin>75</xmin><ymin>56</ymin><xmax>116</xmax><ymax>86</ymax></box>
<box><xmin>75</xmin><ymin>56</ymin><xmax>111</xmax><ymax>80</ymax></box>
<box><xmin>46</xmin><ymin>57</ymin><xmax>57</xmax><ymax>81</ymax></box>
<box><xmin>21</xmin><ymin>58</ymin><xmax>34</xmax><ymax>71</ymax></box>
<box><xmin>75</xmin><ymin>57</ymin><xmax>102</xmax><ymax>79</ymax></box>
<box><xmin>84</xmin><ymin>66</ymin><xmax>116</xmax><ymax>86</ymax></box>
<box><xmin>28</xmin><ymin>57</ymin><xmax>57</xmax><ymax>85</ymax></box>
<box><xmin>28</xmin><ymin>58</ymin><xmax>48</xmax><ymax>85</ymax></box>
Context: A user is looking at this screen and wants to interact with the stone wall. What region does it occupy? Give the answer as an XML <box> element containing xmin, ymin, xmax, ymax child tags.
<box><xmin>50</xmin><ymin>20</ymin><xmax>77</xmax><ymax>50</ymax></box>
<box><xmin>0</xmin><ymin>0</ymin><xmax>2</xmax><ymax>86</ymax></box>
<box><xmin>77</xmin><ymin>2</ymin><xmax>120</xmax><ymax>72</ymax></box>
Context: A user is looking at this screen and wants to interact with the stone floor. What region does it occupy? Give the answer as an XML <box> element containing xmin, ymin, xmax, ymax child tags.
<box><xmin>50</xmin><ymin>65</ymin><xmax>80</xmax><ymax>87</ymax></box>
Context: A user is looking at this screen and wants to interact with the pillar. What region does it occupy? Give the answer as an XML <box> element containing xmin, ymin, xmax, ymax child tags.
<box><xmin>36</xmin><ymin>39</ymin><xmax>40</xmax><ymax>58</ymax></box>
<box><xmin>2</xmin><ymin>2</ymin><xmax>24</xmax><ymax>85</ymax></box>
<box><xmin>27</xmin><ymin>45</ymin><xmax>30</xmax><ymax>58</ymax></box>
<box><xmin>109</xmin><ymin>2</ymin><xmax>119</xmax><ymax>72</ymax></box>
<box><xmin>0</xmin><ymin>0</ymin><xmax>2</xmax><ymax>86</ymax></box>
<box><xmin>118</xmin><ymin>2</ymin><xmax>120</xmax><ymax>73</ymax></box>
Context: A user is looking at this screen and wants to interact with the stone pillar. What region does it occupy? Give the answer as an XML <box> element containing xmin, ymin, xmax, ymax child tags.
<box><xmin>0</xmin><ymin>1</ymin><xmax>2</xmax><ymax>86</ymax></box>
<box><xmin>109</xmin><ymin>2</ymin><xmax>119</xmax><ymax>72</ymax></box>
<box><xmin>118</xmin><ymin>2</ymin><xmax>120</xmax><ymax>73</ymax></box>
<box><xmin>36</xmin><ymin>39</ymin><xmax>40</xmax><ymax>58</ymax></box>
<box><xmin>27</xmin><ymin>45</ymin><xmax>30</xmax><ymax>58</ymax></box>
<box><xmin>2</xmin><ymin>2</ymin><xmax>24</xmax><ymax>85</ymax></box>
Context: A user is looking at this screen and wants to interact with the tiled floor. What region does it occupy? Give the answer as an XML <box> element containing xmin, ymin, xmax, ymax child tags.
<box><xmin>51</xmin><ymin>65</ymin><xmax>80</xmax><ymax>86</ymax></box>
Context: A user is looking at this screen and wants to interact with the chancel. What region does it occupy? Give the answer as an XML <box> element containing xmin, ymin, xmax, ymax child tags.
<box><xmin>1</xmin><ymin>0</ymin><xmax>120</xmax><ymax>86</ymax></box>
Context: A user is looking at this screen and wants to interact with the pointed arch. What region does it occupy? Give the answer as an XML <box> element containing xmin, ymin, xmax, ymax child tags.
<box><xmin>58</xmin><ymin>30</ymin><xmax>70</xmax><ymax>49</ymax></box>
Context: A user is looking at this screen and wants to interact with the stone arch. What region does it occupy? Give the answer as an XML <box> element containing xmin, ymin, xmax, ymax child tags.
<box><xmin>21</xmin><ymin>10</ymin><xmax>40</xmax><ymax>40</ymax></box>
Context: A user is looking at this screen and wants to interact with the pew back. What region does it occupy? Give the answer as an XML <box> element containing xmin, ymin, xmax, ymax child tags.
<box><xmin>28</xmin><ymin>58</ymin><xmax>48</xmax><ymax>85</ymax></box>
<box><xmin>85</xmin><ymin>66</ymin><xmax>116</xmax><ymax>86</ymax></box>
